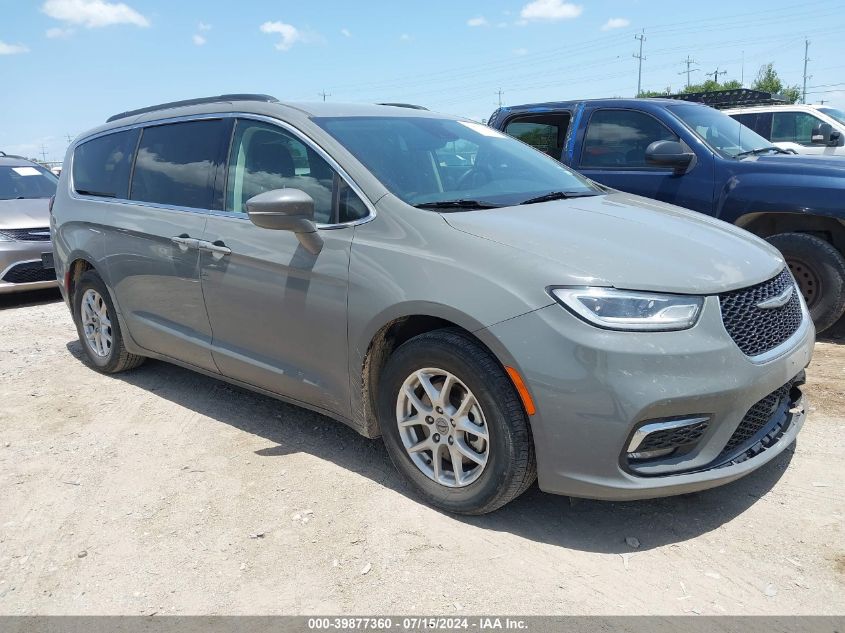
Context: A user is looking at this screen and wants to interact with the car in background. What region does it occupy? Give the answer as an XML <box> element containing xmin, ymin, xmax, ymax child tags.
<box><xmin>489</xmin><ymin>98</ymin><xmax>845</xmax><ymax>332</ymax></box>
<box><xmin>726</xmin><ymin>104</ymin><xmax>845</xmax><ymax>156</ymax></box>
<box><xmin>0</xmin><ymin>152</ymin><xmax>59</xmax><ymax>294</ymax></box>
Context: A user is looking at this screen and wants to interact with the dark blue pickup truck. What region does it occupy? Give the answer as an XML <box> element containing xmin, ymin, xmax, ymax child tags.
<box><xmin>488</xmin><ymin>98</ymin><xmax>845</xmax><ymax>332</ymax></box>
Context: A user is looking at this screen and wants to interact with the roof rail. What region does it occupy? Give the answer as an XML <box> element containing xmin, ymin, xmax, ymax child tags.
<box><xmin>656</xmin><ymin>88</ymin><xmax>789</xmax><ymax>110</ymax></box>
<box><xmin>106</xmin><ymin>94</ymin><xmax>279</xmax><ymax>123</ymax></box>
<box><xmin>0</xmin><ymin>151</ymin><xmax>27</xmax><ymax>160</ymax></box>
<box><xmin>377</xmin><ymin>102</ymin><xmax>429</xmax><ymax>110</ymax></box>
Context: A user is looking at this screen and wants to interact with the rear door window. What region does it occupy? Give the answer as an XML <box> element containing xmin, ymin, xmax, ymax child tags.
<box><xmin>731</xmin><ymin>112</ymin><xmax>773</xmax><ymax>139</ymax></box>
<box><xmin>130</xmin><ymin>119</ymin><xmax>227</xmax><ymax>209</ymax></box>
<box><xmin>581</xmin><ymin>109</ymin><xmax>677</xmax><ymax>168</ymax></box>
<box><xmin>73</xmin><ymin>129</ymin><xmax>139</xmax><ymax>199</ymax></box>
<box><xmin>504</xmin><ymin>113</ymin><xmax>571</xmax><ymax>159</ymax></box>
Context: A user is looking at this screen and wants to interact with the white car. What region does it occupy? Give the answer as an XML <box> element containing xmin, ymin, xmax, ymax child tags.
<box><xmin>726</xmin><ymin>104</ymin><xmax>845</xmax><ymax>155</ymax></box>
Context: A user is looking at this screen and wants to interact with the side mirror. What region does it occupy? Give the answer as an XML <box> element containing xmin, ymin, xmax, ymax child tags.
<box><xmin>645</xmin><ymin>140</ymin><xmax>694</xmax><ymax>172</ymax></box>
<box><xmin>811</xmin><ymin>122</ymin><xmax>839</xmax><ymax>146</ymax></box>
<box><xmin>246</xmin><ymin>188</ymin><xmax>323</xmax><ymax>255</ymax></box>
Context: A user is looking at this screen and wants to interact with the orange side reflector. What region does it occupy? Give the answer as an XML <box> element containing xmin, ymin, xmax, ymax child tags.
<box><xmin>505</xmin><ymin>366</ymin><xmax>536</xmax><ymax>416</ymax></box>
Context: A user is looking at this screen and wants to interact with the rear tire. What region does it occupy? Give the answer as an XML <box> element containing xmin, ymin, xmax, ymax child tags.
<box><xmin>72</xmin><ymin>270</ymin><xmax>145</xmax><ymax>373</ymax></box>
<box><xmin>767</xmin><ymin>232</ymin><xmax>845</xmax><ymax>333</ymax></box>
<box><xmin>377</xmin><ymin>328</ymin><xmax>536</xmax><ymax>515</ymax></box>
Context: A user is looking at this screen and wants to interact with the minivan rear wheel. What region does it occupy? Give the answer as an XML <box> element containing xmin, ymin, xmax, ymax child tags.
<box><xmin>377</xmin><ymin>328</ymin><xmax>536</xmax><ymax>514</ymax></box>
<box><xmin>767</xmin><ymin>232</ymin><xmax>845</xmax><ymax>333</ymax></box>
<box><xmin>72</xmin><ymin>270</ymin><xmax>145</xmax><ymax>373</ymax></box>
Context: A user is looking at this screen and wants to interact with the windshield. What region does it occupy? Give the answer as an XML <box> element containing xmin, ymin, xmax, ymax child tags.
<box><xmin>667</xmin><ymin>104</ymin><xmax>773</xmax><ymax>158</ymax></box>
<box><xmin>314</xmin><ymin>116</ymin><xmax>599</xmax><ymax>207</ymax></box>
<box><xmin>818</xmin><ymin>107</ymin><xmax>845</xmax><ymax>126</ymax></box>
<box><xmin>0</xmin><ymin>164</ymin><xmax>58</xmax><ymax>200</ymax></box>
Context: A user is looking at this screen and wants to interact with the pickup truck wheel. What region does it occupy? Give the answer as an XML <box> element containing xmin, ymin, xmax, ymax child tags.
<box><xmin>377</xmin><ymin>328</ymin><xmax>536</xmax><ymax>515</ymax></box>
<box><xmin>767</xmin><ymin>232</ymin><xmax>845</xmax><ymax>333</ymax></box>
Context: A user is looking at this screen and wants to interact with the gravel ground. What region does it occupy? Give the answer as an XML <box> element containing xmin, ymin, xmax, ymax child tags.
<box><xmin>0</xmin><ymin>289</ymin><xmax>843</xmax><ymax>615</ymax></box>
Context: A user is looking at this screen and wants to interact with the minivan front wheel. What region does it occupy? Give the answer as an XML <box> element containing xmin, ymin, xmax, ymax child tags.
<box><xmin>72</xmin><ymin>270</ymin><xmax>145</xmax><ymax>373</ymax></box>
<box><xmin>378</xmin><ymin>328</ymin><xmax>536</xmax><ymax>514</ymax></box>
<box><xmin>767</xmin><ymin>232</ymin><xmax>845</xmax><ymax>333</ymax></box>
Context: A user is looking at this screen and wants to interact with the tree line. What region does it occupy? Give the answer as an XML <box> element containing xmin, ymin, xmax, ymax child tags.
<box><xmin>638</xmin><ymin>63</ymin><xmax>802</xmax><ymax>103</ymax></box>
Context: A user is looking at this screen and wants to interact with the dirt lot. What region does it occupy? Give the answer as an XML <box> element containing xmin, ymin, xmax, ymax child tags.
<box><xmin>1</xmin><ymin>289</ymin><xmax>843</xmax><ymax>615</ymax></box>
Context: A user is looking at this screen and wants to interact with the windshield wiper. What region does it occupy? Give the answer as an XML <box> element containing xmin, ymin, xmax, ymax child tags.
<box><xmin>519</xmin><ymin>191</ymin><xmax>601</xmax><ymax>205</ymax></box>
<box><xmin>414</xmin><ymin>199</ymin><xmax>502</xmax><ymax>210</ymax></box>
<box><xmin>734</xmin><ymin>146</ymin><xmax>791</xmax><ymax>159</ymax></box>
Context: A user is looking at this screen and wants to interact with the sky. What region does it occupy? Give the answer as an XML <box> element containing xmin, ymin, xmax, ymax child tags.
<box><xmin>2</xmin><ymin>0</ymin><xmax>844</xmax><ymax>163</ymax></box>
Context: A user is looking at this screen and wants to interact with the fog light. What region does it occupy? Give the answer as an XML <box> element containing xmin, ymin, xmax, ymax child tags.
<box><xmin>626</xmin><ymin>416</ymin><xmax>710</xmax><ymax>463</ymax></box>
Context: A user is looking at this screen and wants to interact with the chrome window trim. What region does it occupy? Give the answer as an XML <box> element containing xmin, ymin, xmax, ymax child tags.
<box><xmin>67</xmin><ymin>111</ymin><xmax>377</xmax><ymax>230</ymax></box>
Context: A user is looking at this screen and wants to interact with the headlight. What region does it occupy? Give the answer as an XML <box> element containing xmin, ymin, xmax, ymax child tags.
<box><xmin>550</xmin><ymin>287</ymin><xmax>703</xmax><ymax>331</ymax></box>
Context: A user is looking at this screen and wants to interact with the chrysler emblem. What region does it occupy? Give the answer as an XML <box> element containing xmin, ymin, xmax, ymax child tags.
<box><xmin>756</xmin><ymin>286</ymin><xmax>794</xmax><ymax>309</ymax></box>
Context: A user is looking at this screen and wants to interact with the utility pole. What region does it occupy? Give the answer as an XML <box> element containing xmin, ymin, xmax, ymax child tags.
<box><xmin>633</xmin><ymin>30</ymin><xmax>646</xmax><ymax>96</ymax></box>
<box><xmin>708</xmin><ymin>68</ymin><xmax>727</xmax><ymax>84</ymax></box>
<box><xmin>740</xmin><ymin>50</ymin><xmax>745</xmax><ymax>87</ymax></box>
<box><xmin>496</xmin><ymin>88</ymin><xmax>504</xmax><ymax>108</ymax></box>
<box><xmin>802</xmin><ymin>38</ymin><xmax>811</xmax><ymax>104</ymax></box>
<box><xmin>318</xmin><ymin>90</ymin><xmax>331</xmax><ymax>102</ymax></box>
<box><xmin>678</xmin><ymin>56</ymin><xmax>698</xmax><ymax>88</ymax></box>
<box><xmin>39</xmin><ymin>144</ymin><xmax>48</xmax><ymax>163</ymax></box>
<box><xmin>65</xmin><ymin>133</ymin><xmax>73</xmax><ymax>144</ymax></box>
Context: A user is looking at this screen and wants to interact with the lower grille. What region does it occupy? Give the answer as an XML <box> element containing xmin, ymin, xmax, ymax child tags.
<box><xmin>721</xmin><ymin>381</ymin><xmax>794</xmax><ymax>457</ymax></box>
<box><xmin>2</xmin><ymin>261</ymin><xmax>57</xmax><ymax>284</ymax></box>
<box><xmin>635</xmin><ymin>420</ymin><xmax>709</xmax><ymax>453</ymax></box>
<box><xmin>719</xmin><ymin>268</ymin><xmax>803</xmax><ymax>357</ymax></box>
<box><xmin>0</xmin><ymin>227</ymin><xmax>51</xmax><ymax>241</ymax></box>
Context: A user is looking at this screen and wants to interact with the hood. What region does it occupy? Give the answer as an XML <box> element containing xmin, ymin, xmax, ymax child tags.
<box><xmin>0</xmin><ymin>198</ymin><xmax>51</xmax><ymax>230</ymax></box>
<box><xmin>741</xmin><ymin>153</ymin><xmax>845</xmax><ymax>175</ymax></box>
<box><xmin>442</xmin><ymin>192</ymin><xmax>784</xmax><ymax>295</ymax></box>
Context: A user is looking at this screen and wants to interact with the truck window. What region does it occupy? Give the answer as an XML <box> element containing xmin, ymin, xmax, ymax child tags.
<box><xmin>504</xmin><ymin>113</ymin><xmax>570</xmax><ymax>159</ymax></box>
<box><xmin>772</xmin><ymin>112</ymin><xmax>823</xmax><ymax>145</ymax></box>
<box><xmin>581</xmin><ymin>110</ymin><xmax>677</xmax><ymax>168</ymax></box>
<box><xmin>731</xmin><ymin>112</ymin><xmax>773</xmax><ymax>139</ymax></box>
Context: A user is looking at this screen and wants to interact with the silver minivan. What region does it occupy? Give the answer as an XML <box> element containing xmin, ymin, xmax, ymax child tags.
<box><xmin>52</xmin><ymin>95</ymin><xmax>815</xmax><ymax>514</ymax></box>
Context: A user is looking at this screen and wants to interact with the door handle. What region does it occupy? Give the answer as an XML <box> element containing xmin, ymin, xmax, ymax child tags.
<box><xmin>198</xmin><ymin>240</ymin><xmax>232</xmax><ymax>257</ymax></box>
<box><xmin>171</xmin><ymin>235</ymin><xmax>200</xmax><ymax>250</ymax></box>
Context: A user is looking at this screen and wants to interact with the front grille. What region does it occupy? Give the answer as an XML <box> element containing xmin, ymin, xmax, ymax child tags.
<box><xmin>2</xmin><ymin>261</ymin><xmax>57</xmax><ymax>284</ymax></box>
<box><xmin>721</xmin><ymin>381</ymin><xmax>793</xmax><ymax>457</ymax></box>
<box><xmin>636</xmin><ymin>420</ymin><xmax>710</xmax><ymax>453</ymax></box>
<box><xmin>719</xmin><ymin>268</ymin><xmax>803</xmax><ymax>357</ymax></box>
<box><xmin>0</xmin><ymin>227</ymin><xmax>51</xmax><ymax>241</ymax></box>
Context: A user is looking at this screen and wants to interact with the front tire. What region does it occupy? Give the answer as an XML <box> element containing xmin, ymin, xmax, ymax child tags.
<box><xmin>72</xmin><ymin>270</ymin><xmax>145</xmax><ymax>373</ymax></box>
<box><xmin>767</xmin><ymin>232</ymin><xmax>845</xmax><ymax>333</ymax></box>
<box><xmin>377</xmin><ymin>328</ymin><xmax>536</xmax><ymax>515</ymax></box>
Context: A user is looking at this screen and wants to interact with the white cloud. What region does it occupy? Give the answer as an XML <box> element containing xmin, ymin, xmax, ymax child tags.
<box><xmin>520</xmin><ymin>0</ymin><xmax>583</xmax><ymax>22</ymax></box>
<box><xmin>260</xmin><ymin>21</ymin><xmax>304</xmax><ymax>51</ymax></box>
<box><xmin>467</xmin><ymin>16</ymin><xmax>489</xmax><ymax>27</ymax></box>
<box><xmin>0</xmin><ymin>40</ymin><xmax>29</xmax><ymax>54</ymax></box>
<box><xmin>340</xmin><ymin>27</ymin><xmax>351</xmax><ymax>37</ymax></box>
<box><xmin>198</xmin><ymin>22</ymin><xmax>212</xmax><ymax>31</ymax></box>
<box><xmin>46</xmin><ymin>26</ymin><xmax>74</xmax><ymax>38</ymax></box>
<box><xmin>400</xmin><ymin>33</ymin><xmax>411</xmax><ymax>41</ymax></box>
<box><xmin>41</xmin><ymin>0</ymin><xmax>149</xmax><ymax>28</ymax></box>
<box><xmin>513</xmin><ymin>47</ymin><xmax>528</xmax><ymax>56</ymax></box>
<box><xmin>192</xmin><ymin>34</ymin><xmax>206</xmax><ymax>46</ymax></box>
<box><xmin>601</xmin><ymin>17</ymin><xmax>629</xmax><ymax>31</ymax></box>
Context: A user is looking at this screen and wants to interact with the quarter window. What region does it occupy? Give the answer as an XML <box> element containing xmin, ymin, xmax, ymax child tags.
<box><xmin>130</xmin><ymin>119</ymin><xmax>227</xmax><ymax>209</ymax></box>
<box><xmin>581</xmin><ymin>110</ymin><xmax>677</xmax><ymax>168</ymax></box>
<box><xmin>225</xmin><ymin>119</ymin><xmax>367</xmax><ymax>224</ymax></box>
<box><xmin>73</xmin><ymin>129</ymin><xmax>139</xmax><ymax>199</ymax></box>
<box><xmin>771</xmin><ymin>112</ymin><xmax>822</xmax><ymax>145</ymax></box>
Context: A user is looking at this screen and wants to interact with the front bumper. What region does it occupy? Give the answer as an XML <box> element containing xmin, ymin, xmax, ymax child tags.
<box><xmin>0</xmin><ymin>240</ymin><xmax>58</xmax><ymax>294</ymax></box>
<box><xmin>478</xmin><ymin>295</ymin><xmax>815</xmax><ymax>500</ymax></box>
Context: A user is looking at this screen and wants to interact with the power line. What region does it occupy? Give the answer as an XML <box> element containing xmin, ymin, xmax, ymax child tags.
<box><xmin>708</xmin><ymin>67</ymin><xmax>728</xmax><ymax>83</ymax></box>
<box><xmin>678</xmin><ymin>56</ymin><xmax>699</xmax><ymax>88</ymax></box>
<box><xmin>318</xmin><ymin>90</ymin><xmax>331</xmax><ymax>102</ymax></box>
<box><xmin>802</xmin><ymin>38</ymin><xmax>811</xmax><ymax>104</ymax></box>
<box><xmin>633</xmin><ymin>30</ymin><xmax>646</xmax><ymax>96</ymax></box>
